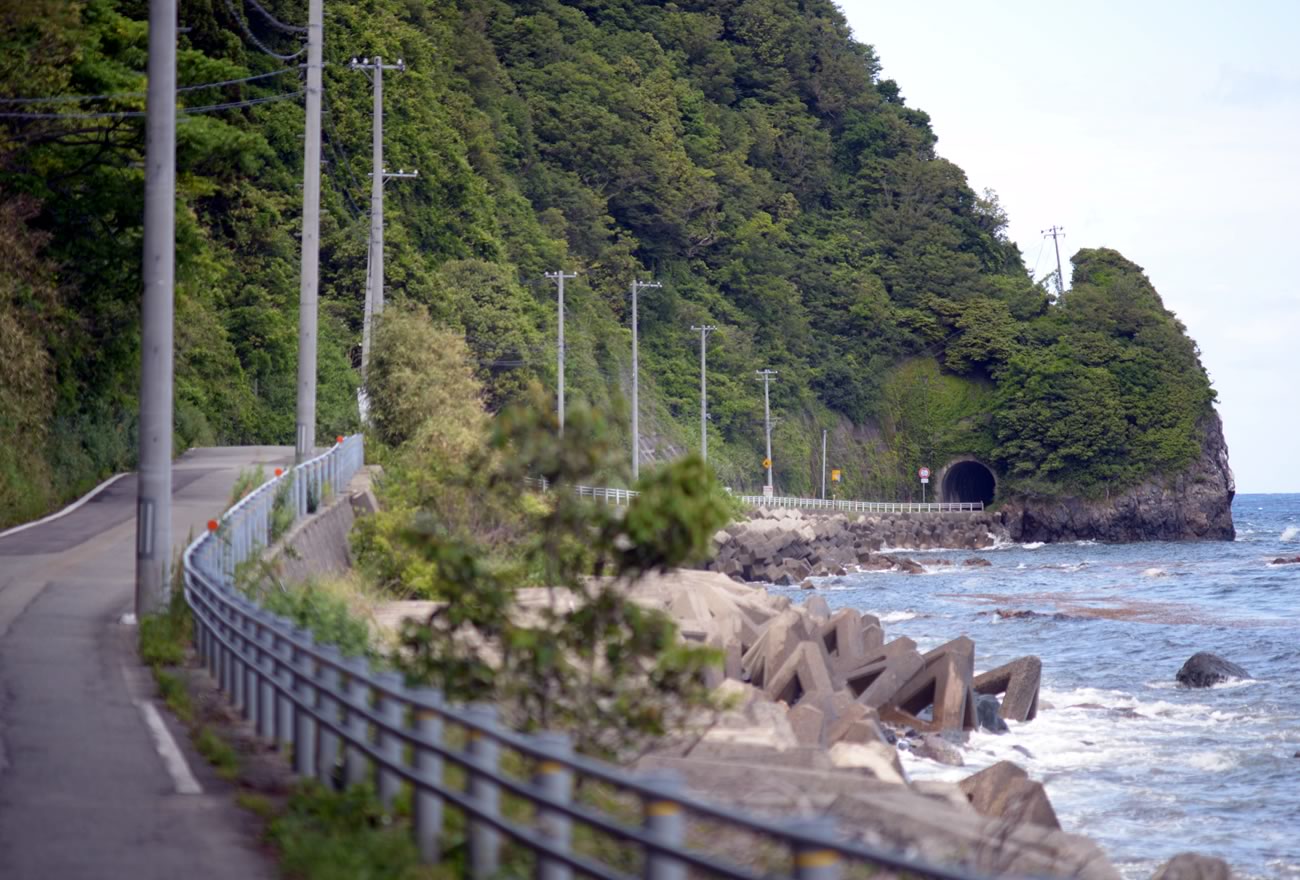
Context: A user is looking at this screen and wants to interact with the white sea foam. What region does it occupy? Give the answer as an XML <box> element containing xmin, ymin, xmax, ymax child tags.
<box><xmin>1023</xmin><ymin>541</ymin><xmax>1046</xmax><ymax>550</ymax></box>
<box><xmin>1281</xmin><ymin>525</ymin><xmax>1299</xmax><ymax>542</ymax></box>
<box><xmin>1142</xmin><ymin>567</ymin><xmax>1169</xmax><ymax>578</ymax></box>
<box><xmin>876</xmin><ymin>610</ymin><xmax>917</xmax><ymax>623</ymax></box>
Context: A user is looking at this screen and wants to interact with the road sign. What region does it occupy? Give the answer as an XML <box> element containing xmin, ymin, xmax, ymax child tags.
<box><xmin>831</xmin><ymin>468</ymin><xmax>841</xmax><ymax>482</ymax></box>
<box><xmin>918</xmin><ymin>467</ymin><xmax>931</xmax><ymax>479</ymax></box>
<box><xmin>762</xmin><ymin>458</ymin><xmax>772</xmax><ymax>469</ymax></box>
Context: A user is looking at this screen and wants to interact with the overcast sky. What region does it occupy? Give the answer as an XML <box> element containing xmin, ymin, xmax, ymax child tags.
<box><xmin>838</xmin><ymin>0</ymin><xmax>1300</xmax><ymax>493</ymax></box>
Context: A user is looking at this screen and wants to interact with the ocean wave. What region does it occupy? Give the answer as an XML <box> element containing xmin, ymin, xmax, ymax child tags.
<box><xmin>876</xmin><ymin>610</ymin><xmax>917</xmax><ymax>623</ymax></box>
<box><xmin>1281</xmin><ymin>526</ymin><xmax>1299</xmax><ymax>542</ymax></box>
<box><xmin>1142</xmin><ymin>567</ymin><xmax>1169</xmax><ymax>578</ymax></box>
<box><xmin>1023</xmin><ymin>541</ymin><xmax>1046</xmax><ymax>550</ymax></box>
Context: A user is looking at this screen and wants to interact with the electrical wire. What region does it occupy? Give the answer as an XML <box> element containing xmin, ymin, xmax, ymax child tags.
<box><xmin>0</xmin><ymin>90</ymin><xmax>303</xmax><ymax>120</ymax></box>
<box><xmin>220</xmin><ymin>0</ymin><xmax>306</xmax><ymax>60</ymax></box>
<box><xmin>0</xmin><ymin>68</ymin><xmax>299</xmax><ymax>106</ymax></box>
<box><xmin>244</xmin><ymin>0</ymin><xmax>308</xmax><ymax>33</ymax></box>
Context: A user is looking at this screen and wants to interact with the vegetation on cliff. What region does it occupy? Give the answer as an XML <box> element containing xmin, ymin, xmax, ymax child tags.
<box><xmin>0</xmin><ymin>0</ymin><xmax>1217</xmax><ymax>526</ymax></box>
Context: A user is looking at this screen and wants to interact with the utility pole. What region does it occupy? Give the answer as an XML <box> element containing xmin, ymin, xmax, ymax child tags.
<box><xmin>350</xmin><ymin>55</ymin><xmax>414</xmax><ymax>379</ymax></box>
<box><xmin>821</xmin><ymin>428</ymin><xmax>827</xmax><ymax>500</ymax></box>
<box><xmin>630</xmin><ymin>278</ymin><xmax>661</xmax><ymax>480</ymax></box>
<box><xmin>546</xmin><ymin>271</ymin><xmax>577</xmax><ymax>435</ymax></box>
<box><xmin>1042</xmin><ymin>225</ymin><xmax>1066</xmax><ymax>296</ymax></box>
<box><xmin>691</xmin><ymin>325</ymin><xmax>716</xmax><ymax>462</ymax></box>
<box><xmin>294</xmin><ymin>0</ymin><xmax>323</xmax><ymax>464</ymax></box>
<box><xmin>136</xmin><ymin>0</ymin><xmax>177</xmax><ymax>616</ymax></box>
<box><xmin>757</xmin><ymin>370</ymin><xmax>777</xmax><ymax>496</ymax></box>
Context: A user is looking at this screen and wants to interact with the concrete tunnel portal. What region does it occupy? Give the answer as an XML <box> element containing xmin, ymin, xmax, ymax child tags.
<box><xmin>939</xmin><ymin>459</ymin><xmax>997</xmax><ymax>507</ymax></box>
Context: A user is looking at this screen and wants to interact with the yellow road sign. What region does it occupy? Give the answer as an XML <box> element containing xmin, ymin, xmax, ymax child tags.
<box><xmin>831</xmin><ymin>469</ymin><xmax>841</xmax><ymax>482</ymax></box>
<box><xmin>762</xmin><ymin>458</ymin><xmax>772</xmax><ymax>469</ymax></box>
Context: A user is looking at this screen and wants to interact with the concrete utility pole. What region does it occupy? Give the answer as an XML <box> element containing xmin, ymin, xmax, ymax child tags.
<box><xmin>546</xmin><ymin>271</ymin><xmax>577</xmax><ymax>435</ymax></box>
<box><xmin>757</xmin><ymin>370</ymin><xmax>777</xmax><ymax>496</ymax></box>
<box><xmin>136</xmin><ymin>0</ymin><xmax>177</xmax><ymax>616</ymax></box>
<box><xmin>350</xmin><ymin>55</ymin><xmax>414</xmax><ymax>378</ymax></box>
<box><xmin>630</xmin><ymin>278</ymin><xmax>661</xmax><ymax>480</ymax></box>
<box><xmin>294</xmin><ymin>0</ymin><xmax>323</xmax><ymax>464</ymax></box>
<box><xmin>691</xmin><ymin>325</ymin><xmax>716</xmax><ymax>462</ymax></box>
<box><xmin>821</xmin><ymin>428</ymin><xmax>828</xmax><ymax>500</ymax></box>
<box><xmin>1042</xmin><ymin>225</ymin><xmax>1066</xmax><ymax>296</ymax></box>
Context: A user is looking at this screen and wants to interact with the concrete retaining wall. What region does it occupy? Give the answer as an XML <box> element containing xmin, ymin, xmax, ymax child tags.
<box><xmin>267</xmin><ymin>467</ymin><xmax>378</xmax><ymax>584</ymax></box>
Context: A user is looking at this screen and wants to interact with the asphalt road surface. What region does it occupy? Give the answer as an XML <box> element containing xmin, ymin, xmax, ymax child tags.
<box><xmin>0</xmin><ymin>447</ymin><xmax>292</xmax><ymax>879</ymax></box>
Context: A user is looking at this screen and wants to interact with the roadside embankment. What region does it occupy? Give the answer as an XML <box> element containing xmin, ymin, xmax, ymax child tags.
<box><xmin>705</xmin><ymin>507</ymin><xmax>1011</xmax><ymax>584</ymax></box>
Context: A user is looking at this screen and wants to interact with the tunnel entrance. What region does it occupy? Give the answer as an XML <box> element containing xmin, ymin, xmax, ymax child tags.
<box><xmin>941</xmin><ymin>460</ymin><xmax>996</xmax><ymax>506</ymax></box>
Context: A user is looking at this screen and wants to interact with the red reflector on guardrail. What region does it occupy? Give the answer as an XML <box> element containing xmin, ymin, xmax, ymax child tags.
<box><xmin>207</xmin><ymin>519</ymin><xmax>219</xmax><ymax>532</ymax></box>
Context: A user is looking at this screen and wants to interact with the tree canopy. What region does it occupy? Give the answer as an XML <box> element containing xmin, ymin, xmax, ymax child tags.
<box><xmin>0</xmin><ymin>0</ymin><xmax>1217</xmax><ymax>525</ymax></box>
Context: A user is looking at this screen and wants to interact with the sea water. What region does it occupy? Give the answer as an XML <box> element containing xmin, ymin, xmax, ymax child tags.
<box><xmin>776</xmin><ymin>493</ymin><xmax>1300</xmax><ymax>879</ymax></box>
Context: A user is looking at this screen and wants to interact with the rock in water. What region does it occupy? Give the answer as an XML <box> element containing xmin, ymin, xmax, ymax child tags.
<box><xmin>1150</xmin><ymin>853</ymin><xmax>1233</xmax><ymax>880</ymax></box>
<box><xmin>1175</xmin><ymin>652</ymin><xmax>1249</xmax><ymax>688</ymax></box>
<box><xmin>976</xmin><ymin>694</ymin><xmax>1010</xmax><ymax>734</ymax></box>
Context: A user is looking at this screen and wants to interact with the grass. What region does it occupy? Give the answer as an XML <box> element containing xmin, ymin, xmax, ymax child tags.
<box><xmin>196</xmin><ymin>727</ymin><xmax>240</xmax><ymax>781</ymax></box>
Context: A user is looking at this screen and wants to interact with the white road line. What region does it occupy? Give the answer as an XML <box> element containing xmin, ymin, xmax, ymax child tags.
<box><xmin>136</xmin><ymin>700</ymin><xmax>203</xmax><ymax>795</ymax></box>
<box><xmin>0</xmin><ymin>472</ymin><xmax>128</xmax><ymax>540</ymax></box>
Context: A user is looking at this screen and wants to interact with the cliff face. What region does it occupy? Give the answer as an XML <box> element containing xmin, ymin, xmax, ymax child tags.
<box><xmin>1002</xmin><ymin>412</ymin><xmax>1235</xmax><ymax>543</ymax></box>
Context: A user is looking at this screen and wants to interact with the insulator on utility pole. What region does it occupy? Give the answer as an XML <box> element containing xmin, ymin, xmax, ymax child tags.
<box><xmin>136</xmin><ymin>0</ymin><xmax>177</xmax><ymax>616</ymax></box>
<box><xmin>294</xmin><ymin>0</ymin><xmax>323</xmax><ymax>464</ymax></box>
<box><xmin>690</xmin><ymin>325</ymin><xmax>716</xmax><ymax>462</ymax></box>
<box><xmin>546</xmin><ymin>271</ymin><xmax>577</xmax><ymax>435</ymax></box>
<box><xmin>757</xmin><ymin>370</ymin><xmax>777</xmax><ymax>496</ymax></box>
<box><xmin>630</xmin><ymin>278</ymin><xmax>661</xmax><ymax>480</ymax></box>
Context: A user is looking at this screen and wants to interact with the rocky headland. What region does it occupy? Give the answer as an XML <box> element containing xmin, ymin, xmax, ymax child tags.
<box><xmin>1000</xmin><ymin>413</ymin><xmax>1236</xmax><ymax>543</ymax></box>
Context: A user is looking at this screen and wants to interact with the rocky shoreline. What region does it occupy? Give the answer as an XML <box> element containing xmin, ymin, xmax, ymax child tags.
<box><xmin>705</xmin><ymin>507</ymin><xmax>1012</xmax><ymax>585</ymax></box>
<box><xmin>628</xmin><ymin>569</ymin><xmax>1236</xmax><ymax>880</ymax></box>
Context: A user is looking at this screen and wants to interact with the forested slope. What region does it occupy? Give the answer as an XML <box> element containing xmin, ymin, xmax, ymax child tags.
<box><xmin>0</xmin><ymin>0</ymin><xmax>1217</xmax><ymax>526</ymax></box>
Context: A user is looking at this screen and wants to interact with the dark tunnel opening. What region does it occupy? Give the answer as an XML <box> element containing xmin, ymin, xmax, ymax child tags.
<box><xmin>943</xmin><ymin>460</ymin><xmax>996</xmax><ymax>506</ymax></box>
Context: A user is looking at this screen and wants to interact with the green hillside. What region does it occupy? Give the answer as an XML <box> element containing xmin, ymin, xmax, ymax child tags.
<box><xmin>0</xmin><ymin>0</ymin><xmax>1215</xmax><ymax>526</ymax></box>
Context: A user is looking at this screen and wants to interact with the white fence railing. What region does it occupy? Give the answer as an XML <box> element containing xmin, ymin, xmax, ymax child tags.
<box><xmin>182</xmin><ymin>439</ymin><xmax>988</xmax><ymax>880</ymax></box>
<box><xmin>526</xmin><ymin>478</ymin><xmax>983</xmax><ymax>514</ymax></box>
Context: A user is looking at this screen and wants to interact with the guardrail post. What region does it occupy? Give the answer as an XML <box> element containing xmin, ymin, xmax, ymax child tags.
<box><xmin>274</xmin><ymin>624</ymin><xmax>296</xmax><ymax>752</ymax></box>
<box><xmin>533</xmin><ymin>731</ymin><xmax>573</xmax><ymax>880</ymax></box>
<box><xmin>241</xmin><ymin>611</ymin><xmax>259</xmax><ymax>727</ymax></box>
<box><xmin>376</xmin><ymin>670</ymin><xmax>405</xmax><ymax>812</ymax></box>
<box><xmin>230</xmin><ymin>608</ymin><xmax>245</xmax><ymax>713</ymax></box>
<box><xmin>412</xmin><ymin>687</ymin><xmax>444</xmax><ymax>863</ymax></box>
<box><xmin>793</xmin><ymin>817</ymin><xmax>842</xmax><ymax>880</ymax></box>
<box><xmin>315</xmin><ymin>645</ymin><xmax>343</xmax><ymax>787</ymax></box>
<box><xmin>466</xmin><ymin>703</ymin><xmax>501</xmax><ymax>878</ymax></box>
<box><xmin>641</xmin><ymin>770</ymin><xmax>686</xmax><ymax>880</ymax></box>
<box><xmin>258</xmin><ymin>620</ymin><xmax>277</xmax><ymax>740</ymax></box>
<box><xmin>292</xmin><ymin>627</ymin><xmax>317</xmax><ymax>778</ymax></box>
<box><xmin>342</xmin><ymin>656</ymin><xmax>371</xmax><ymax>788</ymax></box>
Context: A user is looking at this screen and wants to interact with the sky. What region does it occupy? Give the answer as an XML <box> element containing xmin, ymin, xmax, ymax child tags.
<box><xmin>837</xmin><ymin>0</ymin><xmax>1300</xmax><ymax>493</ymax></box>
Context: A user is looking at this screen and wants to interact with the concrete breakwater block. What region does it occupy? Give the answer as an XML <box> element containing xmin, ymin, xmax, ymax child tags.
<box><xmin>974</xmin><ymin>655</ymin><xmax>1042</xmax><ymax>722</ymax></box>
<box><xmin>626</xmin><ymin>570</ymin><xmax>1137</xmax><ymax>879</ymax></box>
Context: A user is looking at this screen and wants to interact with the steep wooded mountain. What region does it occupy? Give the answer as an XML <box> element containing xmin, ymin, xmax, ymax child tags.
<box><xmin>0</xmin><ymin>0</ymin><xmax>1220</xmax><ymax>527</ymax></box>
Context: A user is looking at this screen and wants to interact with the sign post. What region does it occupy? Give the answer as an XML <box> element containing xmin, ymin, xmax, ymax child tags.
<box><xmin>919</xmin><ymin>466</ymin><xmax>931</xmax><ymax>504</ymax></box>
<box><xmin>762</xmin><ymin>458</ymin><xmax>773</xmax><ymax>497</ymax></box>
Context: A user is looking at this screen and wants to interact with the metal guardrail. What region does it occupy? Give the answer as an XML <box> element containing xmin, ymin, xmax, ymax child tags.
<box><xmin>184</xmin><ymin>439</ymin><xmax>987</xmax><ymax>880</ymax></box>
<box><xmin>526</xmin><ymin>478</ymin><xmax>984</xmax><ymax>514</ymax></box>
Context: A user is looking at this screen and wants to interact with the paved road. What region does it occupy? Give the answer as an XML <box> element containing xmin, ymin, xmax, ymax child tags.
<box><xmin>0</xmin><ymin>447</ymin><xmax>291</xmax><ymax>879</ymax></box>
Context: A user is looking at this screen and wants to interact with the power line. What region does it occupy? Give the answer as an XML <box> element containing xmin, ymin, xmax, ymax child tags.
<box><xmin>220</xmin><ymin>0</ymin><xmax>307</xmax><ymax>60</ymax></box>
<box><xmin>0</xmin><ymin>68</ymin><xmax>299</xmax><ymax>106</ymax></box>
<box><xmin>245</xmin><ymin>0</ymin><xmax>309</xmax><ymax>33</ymax></box>
<box><xmin>0</xmin><ymin>90</ymin><xmax>303</xmax><ymax>120</ymax></box>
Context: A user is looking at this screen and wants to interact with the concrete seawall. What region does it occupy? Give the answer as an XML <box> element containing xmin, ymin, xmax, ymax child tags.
<box><xmin>267</xmin><ymin>468</ymin><xmax>378</xmax><ymax>584</ymax></box>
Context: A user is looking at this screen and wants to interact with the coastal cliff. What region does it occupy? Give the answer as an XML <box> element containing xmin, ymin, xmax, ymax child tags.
<box><xmin>1001</xmin><ymin>412</ymin><xmax>1235</xmax><ymax>543</ymax></box>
